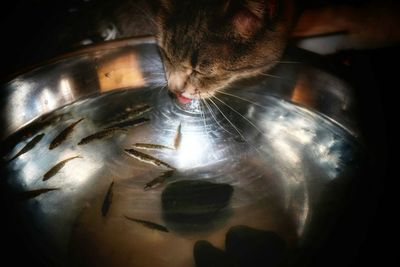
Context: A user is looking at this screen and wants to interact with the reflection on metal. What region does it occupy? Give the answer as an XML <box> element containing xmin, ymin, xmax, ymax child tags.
<box><xmin>97</xmin><ymin>52</ymin><xmax>145</xmax><ymax>92</ymax></box>
<box><xmin>0</xmin><ymin>37</ymin><xmax>363</xmax><ymax>267</ymax></box>
<box><xmin>6</xmin><ymin>81</ymin><xmax>33</xmax><ymax>130</ymax></box>
<box><xmin>0</xmin><ymin>37</ymin><xmax>164</xmax><ymax>140</ymax></box>
<box><xmin>39</xmin><ymin>88</ymin><xmax>57</xmax><ymax>112</ymax></box>
<box><xmin>291</xmin><ymin>74</ymin><xmax>315</xmax><ymax>107</ymax></box>
<box><xmin>59</xmin><ymin>78</ymin><xmax>74</xmax><ymax>102</ymax></box>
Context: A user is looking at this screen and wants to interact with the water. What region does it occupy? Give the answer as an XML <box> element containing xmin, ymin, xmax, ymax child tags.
<box><xmin>1</xmin><ymin>87</ymin><xmax>360</xmax><ymax>267</ymax></box>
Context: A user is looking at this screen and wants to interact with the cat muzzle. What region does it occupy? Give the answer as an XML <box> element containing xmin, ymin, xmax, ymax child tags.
<box><xmin>176</xmin><ymin>93</ymin><xmax>193</xmax><ymax>104</ymax></box>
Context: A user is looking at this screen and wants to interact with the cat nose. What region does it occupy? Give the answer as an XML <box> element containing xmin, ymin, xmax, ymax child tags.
<box><xmin>182</xmin><ymin>83</ymin><xmax>197</xmax><ymax>97</ymax></box>
<box><xmin>168</xmin><ymin>72</ymin><xmax>187</xmax><ymax>93</ymax></box>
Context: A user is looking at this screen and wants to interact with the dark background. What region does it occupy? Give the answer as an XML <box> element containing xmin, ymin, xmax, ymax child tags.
<box><xmin>0</xmin><ymin>0</ymin><xmax>395</xmax><ymax>266</ymax></box>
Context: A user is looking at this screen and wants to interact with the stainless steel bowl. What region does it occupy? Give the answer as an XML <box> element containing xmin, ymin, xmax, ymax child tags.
<box><xmin>0</xmin><ymin>37</ymin><xmax>364</xmax><ymax>267</ymax></box>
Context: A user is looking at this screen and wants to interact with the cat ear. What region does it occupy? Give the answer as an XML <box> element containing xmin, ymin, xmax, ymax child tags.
<box><xmin>148</xmin><ymin>0</ymin><xmax>173</xmax><ymax>14</ymax></box>
<box><xmin>243</xmin><ymin>0</ymin><xmax>278</xmax><ymax>19</ymax></box>
<box><xmin>232</xmin><ymin>0</ymin><xmax>278</xmax><ymax>38</ymax></box>
<box><xmin>160</xmin><ymin>0</ymin><xmax>173</xmax><ymax>12</ymax></box>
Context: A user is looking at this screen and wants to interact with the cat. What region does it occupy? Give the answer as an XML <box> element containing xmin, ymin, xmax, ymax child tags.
<box><xmin>151</xmin><ymin>0</ymin><xmax>296</xmax><ymax>102</ymax></box>
<box><xmin>88</xmin><ymin>0</ymin><xmax>296</xmax><ymax>103</ymax></box>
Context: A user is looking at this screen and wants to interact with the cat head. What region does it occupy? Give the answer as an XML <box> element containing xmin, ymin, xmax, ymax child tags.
<box><xmin>152</xmin><ymin>0</ymin><xmax>294</xmax><ymax>101</ymax></box>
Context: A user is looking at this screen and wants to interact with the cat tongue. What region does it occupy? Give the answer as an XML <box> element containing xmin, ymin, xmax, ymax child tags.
<box><xmin>176</xmin><ymin>94</ymin><xmax>193</xmax><ymax>104</ymax></box>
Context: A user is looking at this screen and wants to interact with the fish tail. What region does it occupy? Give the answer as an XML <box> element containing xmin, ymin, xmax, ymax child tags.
<box><xmin>75</xmin><ymin>118</ymin><xmax>85</xmax><ymax>124</ymax></box>
<box><xmin>77</xmin><ymin>138</ymin><xmax>87</xmax><ymax>145</ymax></box>
<box><xmin>143</xmin><ymin>184</ymin><xmax>152</xmax><ymax>191</ymax></box>
<box><xmin>7</xmin><ymin>155</ymin><xmax>18</xmax><ymax>163</ymax></box>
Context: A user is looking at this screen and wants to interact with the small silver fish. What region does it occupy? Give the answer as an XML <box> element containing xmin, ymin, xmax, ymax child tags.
<box><xmin>101</xmin><ymin>181</ymin><xmax>114</xmax><ymax>217</ymax></box>
<box><xmin>174</xmin><ymin>123</ymin><xmax>182</xmax><ymax>150</ymax></box>
<box><xmin>2</xmin><ymin>112</ymin><xmax>64</xmax><ymax>156</ymax></box>
<box><xmin>16</xmin><ymin>188</ymin><xmax>59</xmax><ymax>201</ymax></box>
<box><xmin>8</xmin><ymin>133</ymin><xmax>45</xmax><ymax>162</ymax></box>
<box><xmin>144</xmin><ymin>170</ymin><xmax>175</xmax><ymax>191</ymax></box>
<box><xmin>49</xmin><ymin>118</ymin><xmax>84</xmax><ymax>150</ymax></box>
<box><xmin>43</xmin><ymin>156</ymin><xmax>82</xmax><ymax>181</ymax></box>
<box><xmin>124</xmin><ymin>149</ymin><xmax>175</xmax><ymax>170</ymax></box>
<box><xmin>104</xmin><ymin>103</ymin><xmax>152</xmax><ymax>125</ymax></box>
<box><xmin>133</xmin><ymin>143</ymin><xmax>174</xmax><ymax>151</ymax></box>
<box><xmin>78</xmin><ymin>128</ymin><xmax>127</xmax><ymax>145</ymax></box>
<box><xmin>125</xmin><ymin>103</ymin><xmax>152</xmax><ymax>114</ymax></box>
<box><xmin>124</xmin><ymin>215</ymin><xmax>169</xmax><ymax>232</ymax></box>
<box><xmin>105</xmin><ymin>117</ymin><xmax>150</xmax><ymax>129</ymax></box>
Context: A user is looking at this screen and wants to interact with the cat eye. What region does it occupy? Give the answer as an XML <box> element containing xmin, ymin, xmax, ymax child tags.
<box><xmin>192</xmin><ymin>69</ymin><xmax>207</xmax><ymax>76</ymax></box>
<box><xmin>190</xmin><ymin>50</ymin><xmax>199</xmax><ymax>67</ymax></box>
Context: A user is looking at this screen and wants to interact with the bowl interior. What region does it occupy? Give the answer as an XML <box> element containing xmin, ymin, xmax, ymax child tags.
<box><xmin>1</xmin><ymin>38</ymin><xmax>363</xmax><ymax>267</ymax></box>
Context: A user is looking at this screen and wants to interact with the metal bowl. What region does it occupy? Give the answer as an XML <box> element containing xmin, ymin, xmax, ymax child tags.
<box><xmin>0</xmin><ymin>37</ymin><xmax>364</xmax><ymax>267</ymax></box>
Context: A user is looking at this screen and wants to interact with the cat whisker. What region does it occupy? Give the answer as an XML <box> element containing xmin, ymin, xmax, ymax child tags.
<box><xmin>197</xmin><ymin>93</ymin><xmax>215</xmax><ymax>148</ymax></box>
<box><xmin>198</xmin><ymin>97</ymin><xmax>209</xmax><ymax>131</ymax></box>
<box><xmin>143</xmin><ymin>78</ymin><xmax>165</xmax><ymax>86</ymax></box>
<box><xmin>148</xmin><ymin>72</ymin><xmax>167</xmax><ymax>75</ymax></box>
<box><xmin>141</xmin><ymin>82</ymin><xmax>165</xmax><ymax>93</ymax></box>
<box><xmin>140</xmin><ymin>82</ymin><xmax>158</xmax><ymax>90</ymax></box>
<box><xmin>201</xmin><ymin>98</ymin><xmax>234</xmax><ymax>136</ymax></box>
<box><xmin>258</xmin><ymin>72</ymin><xmax>303</xmax><ymax>88</ymax></box>
<box><xmin>141</xmin><ymin>76</ymin><xmax>163</xmax><ymax>84</ymax></box>
<box><xmin>216</xmin><ymin>92</ymin><xmax>321</xmax><ymax>147</ymax></box>
<box><xmin>158</xmin><ymin>84</ymin><xmax>168</xmax><ymax>95</ymax></box>
<box><xmin>206</xmin><ymin>99</ymin><xmax>263</xmax><ymax>157</ymax></box>
<box><xmin>217</xmin><ymin>91</ymin><xmax>267</xmax><ymax>110</ymax></box>
<box><xmin>257</xmin><ymin>72</ymin><xmax>284</xmax><ymax>79</ymax></box>
<box><xmin>205</xmin><ymin>94</ymin><xmax>261</xmax><ymax>155</ymax></box>
<box><xmin>142</xmin><ymin>74</ymin><xmax>166</xmax><ymax>80</ymax></box>
<box><xmin>210</xmin><ymin>94</ymin><xmax>265</xmax><ymax>137</ymax></box>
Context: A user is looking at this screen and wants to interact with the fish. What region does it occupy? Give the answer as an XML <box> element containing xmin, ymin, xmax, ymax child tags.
<box><xmin>125</xmin><ymin>103</ymin><xmax>152</xmax><ymax>114</ymax></box>
<box><xmin>78</xmin><ymin>128</ymin><xmax>127</xmax><ymax>145</ymax></box>
<box><xmin>124</xmin><ymin>149</ymin><xmax>175</xmax><ymax>170</ymax></box>
<box><xmin>43</xmin><ymin>156</ymin><xmax>82</xmax><ymax>181</ymax></box>
<box><xmin>49</xmin><ymin>118</ymin><xmax>84</xmax><ymax>150</ymax></box>
<box><xmin>8</xmin><ymin>133</ymin><xmax>45</xmax><ymax>162</ymax></box>
<box><xmin>144</xmin><ymin>170</ymin><xmax>175</xmax><ymax>191</ymax></box>
<box><xmin>124</xmin><ymin>215</ymin><xmax>169</xmax><ymax>233</ymax></box>
<box><xmin>1</xmin><ymin>112</ymin><xmax>64</xmax><ymax>156</ymax></box>
<box><xmin>173</xmin><ymin>123</ymin><xmax>182</xmax><ymax>150</ymax></box>
<box><xmin>105</xmin><ymin>117</ymin><xmax>150</xmax><ymax>130</ymax></box>
<box><xmin>16</xmin><ymin>188</ymin><xmax>59</xmax><ymax>201</ymax></box>
<box><xmin>101</xmin><ymin>181</ymin><xmax>114</xmax><ymax>217</ymax></box>
<box><xmin>133</xmin><ymin>143</ymin><xmax>174</xmax><ymax>151</ymax></box>
<box><xmin>104</xmin><ymin>103</ymin><xmax>152</xmax><ymax>125</ymax></box>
